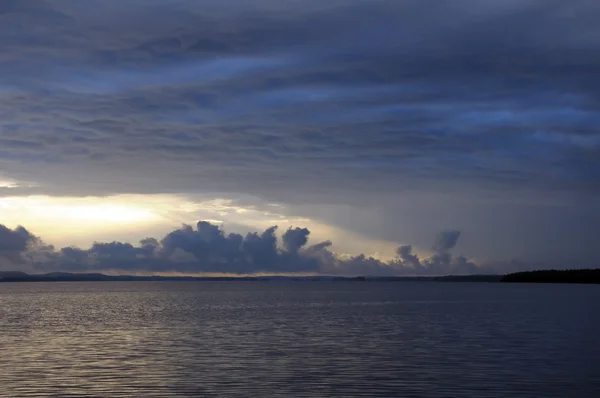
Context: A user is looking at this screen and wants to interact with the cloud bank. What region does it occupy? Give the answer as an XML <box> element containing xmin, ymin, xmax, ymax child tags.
<box><xmin>1</xmin><ymin>0</ymin><xmax>599</xmax><ymax>268</ymax></box>
<box><xmin>0</xmin><ymin>0</ymin><xmax>599</xmax><ymax>201</ymax></box>
<box><xmin>1</xmin><ymin>221</ymin><xmax>513</xmax><ymax>276</ymax></box>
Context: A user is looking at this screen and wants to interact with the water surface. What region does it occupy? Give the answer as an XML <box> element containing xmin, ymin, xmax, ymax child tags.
<box><xmin>1</xmin><ymin>281</ymin><xmax>599</xmax><ymax>397</ymax></box>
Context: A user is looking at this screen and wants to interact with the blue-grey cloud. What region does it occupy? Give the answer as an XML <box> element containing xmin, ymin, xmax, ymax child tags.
<box><xmin>282</xmin><ymin>227</ymin><xmax>310</xmax><ymax>253</ymax></box>
<box><xmin>1</xmin><ymin>0</ymin><xmax>599</xmax><ymax>268</ymax></box>
<box><xmin>0</xmin><ymin>225</ymin><xmax>42</xmax><ymax>268</ymax></box>
<box><xmin>0</xmin><ymin>225</ymin><xmax>34</xmax><ymax>252</ymax></box>
<box><xmin>396</xmin><ymin>245</ymin><xmax>422</xmax><ymax>271</ymax></box>
<box><xmin>0</xmin><ymin>221</ymin><xmax>513</xmax><ymax>276</ymax></box>
<box><xmin>1</xmin><ymin>0</ymin><xmax>599</xmax><ymax>198</ymax></box>
<box><xmin>432</xmin><ymin>231</ymin><xmax>461</xmax><ymax>253</ymax></box>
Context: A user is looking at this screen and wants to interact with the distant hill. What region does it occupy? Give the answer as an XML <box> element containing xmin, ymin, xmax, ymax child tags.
<box><xmin>501</xmin><ymin>269</ymin><xmax>600</xmax><ymax>284</ymax></box>
<box><xmin>4</xmin><ymin>270</ymin><xmax>597</xmax><ymax>284</ymax></box>
<box><xmin>372</xmin><ymin>275</ymin><xmax>502</xmax><ymax>282</ymax></box>
<box><xmin>0</xmin><ymin>272</ymin><xmax>254</xmax><ymax>282</ymax></box>
<box><xmin>0</xmin><ymin>271</ymin><xmax>500</xmax><ymax>283</ymax></box>
<box><xmin>0</xmin><ymin>271</ymin><xmax>31</xmax><ymax>280</ymax></box>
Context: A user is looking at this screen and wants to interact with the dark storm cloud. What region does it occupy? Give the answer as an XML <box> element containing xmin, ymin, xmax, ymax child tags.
<box><xmin>1</xmin><ymin>221</ymin><xmax>508</xmax><ymax>276</ymax></box>
<box><xmin>432</xmin><ymin>231</ymin><xmax>461</xmax><ymax>253</ymax></box>
<box><xmin>282</xmin><ymin>227</ymin><xmax>310</xmax><ymax>253</ymax></box>
<box><xmin>0</xmin><ymin>0</ymin><xmax>599</xmax><ymax>199</ymax></box>
<box><xmin>396</xmin><ymin>245</ymin><xmax>422</xmax><ymax>271</ymax></box>
<box><xmin>0</xmin><ymin>225</ymin><xmax>35</xmax><ymax>252</ymax></box>
<box><xmin>0</xmin><ymin>225</ymin><xmax>39</xmax><ymax>267</ymax></box>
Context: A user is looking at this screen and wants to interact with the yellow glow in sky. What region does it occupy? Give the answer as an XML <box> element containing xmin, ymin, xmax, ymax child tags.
<box><xmin>54</xmin><ymin>203</ymin><xmax>156</xmax><ymax>223</ymax></box>
<box><xmin>0</xmin><ymin>196</ymin><xmax>160</xmax><ymax>223</ymax></box>
<box><xmin>0</xmin><ymin>194</ymin><xmax>400</xmax><ymax>259</ymax></box>
<box><xmin>0</xmin><ymin>195</ymin><xmax>168</xmax><ymax>247</ymax></box>
<box><xmin>0</xmin><ymin>179</ymin><xmax>19</xmax><ymax>188</ymax></box>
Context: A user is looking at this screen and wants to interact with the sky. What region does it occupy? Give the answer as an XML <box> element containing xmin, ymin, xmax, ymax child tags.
<box><xmin>0</xmin><ymin>0</ymin><xmax>599</xmax><ymax>275</ymax></box>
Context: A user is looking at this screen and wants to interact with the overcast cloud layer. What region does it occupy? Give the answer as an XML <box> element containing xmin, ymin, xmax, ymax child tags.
<box><xmin>1</xmin><ymin>0</ymin><xmax>599</xmax><ymax>272</ymax></box>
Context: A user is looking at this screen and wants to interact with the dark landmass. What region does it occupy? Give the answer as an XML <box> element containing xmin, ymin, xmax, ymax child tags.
<box><xmin>1</xmin><ymin>270</ymin><xmax>598</xmax><ymax>284</ymax></box>
<box><xmin>0</xmin><ymin>271</ymin><xmax>501</xmax><ymax>283</ymax></box>
<box><xmin>0</xmin><ymin>271</ymin><xmax>266</xmax><ymax>282</ymax></box>
<box><xmin>372</xmin><ymin>275</ymin><xmax>502</xmax><ymax>282</ymax></box>
<box><xmin>502</xmin><ymin>269</ymin><xmax>600</xmax><ymax>284</ymax></box>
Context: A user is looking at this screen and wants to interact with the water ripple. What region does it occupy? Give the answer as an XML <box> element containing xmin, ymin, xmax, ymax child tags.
<box><xmin>0</xmin><ymin>281</ymin><xmax>599</xmax><ymax>397</ymax></box>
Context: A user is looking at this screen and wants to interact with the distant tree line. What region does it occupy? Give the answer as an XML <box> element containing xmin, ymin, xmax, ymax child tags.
<box><xmin>502</xmin><ymin>269</ymin><xmax>600</xmax><ymax>284</ymax></box>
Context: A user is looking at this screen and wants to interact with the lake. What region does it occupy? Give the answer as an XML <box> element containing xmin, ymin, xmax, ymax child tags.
<box><xmin>0</xmin><ymin>281</ymin><xmax>599</xmax><ymax>397</ymax></box>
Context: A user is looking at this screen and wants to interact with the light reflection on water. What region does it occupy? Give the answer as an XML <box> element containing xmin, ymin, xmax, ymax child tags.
<box><xmin>0</xmin><ymin>281</ymin><xmax>599</xmax><ymax>397</ymax></box>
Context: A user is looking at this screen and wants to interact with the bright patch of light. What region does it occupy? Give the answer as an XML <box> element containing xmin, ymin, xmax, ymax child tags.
<box><xmin>0</xmin><ymin>176</ymin><xmax>21</xmax><ymax>188</ymax></box>
<box><xmin>0</xmin><ymin>175</ymin><xmax>38</xmax><ymax>189</ymax></box>
<box><xmin>58</xmin><ymin>204</ymin><xmax>156</xmax><ymax>222</ymax></box>
<box><xmin>0</xmin><ymin>195</ymin><xmax>162</xmax><ymax>226</ymax></box>
<box><xmin>0</xmin><ymin>193</ymin><xmax>400</xmax><ymax>259</ymax></box>
<box><xmin>0</xmin><ymin>180</ymin><xmax>18</xmax><ymax>188</ymax></box>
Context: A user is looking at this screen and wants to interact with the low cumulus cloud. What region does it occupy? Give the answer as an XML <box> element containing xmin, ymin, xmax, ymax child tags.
<box><xmin>0</xmin><ymin>221</ymin><xmax>517</xmax><ymax>276</ymax></box>
<box><xmin>0</xmin><ymin>225</ymin><xmax>38</xmax><ymax>268</ymax></box>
